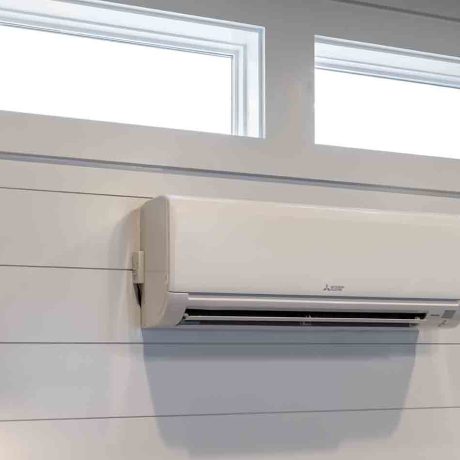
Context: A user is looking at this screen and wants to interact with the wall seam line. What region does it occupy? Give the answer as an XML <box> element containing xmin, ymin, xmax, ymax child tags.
<box><xmin>0</xmin><ymin>341</ymin><xmax>457</xmax><ymax>345</ymax></box>
<box><xmin>0</xmin><ymin>264</ymin><xmax>131</xmax><ymax>271</ymax></box>
<box><xmin>3</xmin><ymin>151</ymin><xmax>460</xmax><ymax>199</ymax></box>
<box><xmin>2</xmin><ymin>405</ymin><xmax>460</xmax><ymax>423</ymax></box>
<box><xmin>0</xmin><ymin>185</ymin><xmax>151</xmax><ymax>199</ymax></box>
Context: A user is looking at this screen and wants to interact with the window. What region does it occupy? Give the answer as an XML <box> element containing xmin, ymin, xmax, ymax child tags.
<box><xmin>0</xmin><ymin>0</ymin><xmax>264</xmax><ymax>137</ymax></box>
<box><xmin>315</xmin><ymin>36</ymin><xmax>460</xmax><ymax>159</ymax></box>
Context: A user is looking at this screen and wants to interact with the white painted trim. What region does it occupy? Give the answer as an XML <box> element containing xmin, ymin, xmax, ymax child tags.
<box><xmin>0</xmin><ymin>0</ymin><xmax>265</xmax><ymax>137</ymax></box>
<box><xmin>316</xmin><ymin>35</ymin><xmax>460</xmax><ymax>88</ymax></box>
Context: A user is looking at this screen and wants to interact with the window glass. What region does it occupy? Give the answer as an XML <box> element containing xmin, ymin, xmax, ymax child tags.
<box><xmin>0</xmin><ymin>25</ymin><xmax>233</xmax><ymax>134</ymax></box>
<box><xmin>315</xmin><ymin>37</ymin><xmax>460</xmax><ymax>159</ymax></box>
<box><xmin>0</xmin><ymin>0</ymin><xmax>264</xmax><ymax>137</ymax></box>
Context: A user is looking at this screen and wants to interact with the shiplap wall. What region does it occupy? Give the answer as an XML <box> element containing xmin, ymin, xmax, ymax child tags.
<box><xmin>2</xmin><ymin>158</ymin><xmax>460</xmax><ymax>458</ymax></box>
<box><xmin>1</xmin><ymin>0</ymin><xmax>460</xmax><ymax>459</ymax></box>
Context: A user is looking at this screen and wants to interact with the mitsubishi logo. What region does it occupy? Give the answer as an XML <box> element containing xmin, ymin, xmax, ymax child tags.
<box><xmin>323</xmin><ymin>283</ymin><xmax>345</xmax><ymax>292</ymax></box>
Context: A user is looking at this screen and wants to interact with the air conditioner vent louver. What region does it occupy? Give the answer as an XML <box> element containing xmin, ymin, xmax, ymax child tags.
<box><xmin>180</xmin><ymin>308</ymin><xmax>426</xmax><ymax>328</ymax></box>
<box><xmin>182</xmin><ymin>320</ymin><xmax>416</xmax><ymax>328</ymax></box>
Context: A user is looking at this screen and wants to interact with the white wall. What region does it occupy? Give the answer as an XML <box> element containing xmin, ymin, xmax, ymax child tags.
<box><xmin>340</xmin><ymin>0</ymin><xmax>460</xmax><ymax>20</ymax></box>
<box><xmin>1</xmin><ymin>1</ymin><xmax>460</xmax><ymax>459</ymax></box>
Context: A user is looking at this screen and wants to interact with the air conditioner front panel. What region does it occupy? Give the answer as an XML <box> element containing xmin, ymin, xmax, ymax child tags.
<box><xmin>167</xmin><ymin>196</ymin><xmax>460</xmax><ymax>299</ymax></box>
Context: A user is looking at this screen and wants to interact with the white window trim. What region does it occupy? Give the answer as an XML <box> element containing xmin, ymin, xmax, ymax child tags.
<box><xmin>316</xmin><ymin>35</ymin><xmax>460</xmax><ymax>89</ymax></box>
<box><xmin>0</xmin><ymin>0</ymin><xmax>265</xmax><ymax>137</ymax></box>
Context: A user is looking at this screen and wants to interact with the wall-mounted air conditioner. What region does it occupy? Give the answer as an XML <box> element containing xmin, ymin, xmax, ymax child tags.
<box><xmin>137</xmin><ymin>195</ymin><xmax>460</xmax><ymax>330</ymax></box>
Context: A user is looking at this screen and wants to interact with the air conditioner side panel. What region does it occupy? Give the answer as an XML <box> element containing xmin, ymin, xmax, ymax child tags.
<box><xmin>140</xmin><ymin>197</ymin><xmax>171</xmax><ymax>328</ymax></box>
<box><xmin>167</xmin><ymin>196</ymin><xmax>460</xmax><ymax>299</ymax></box>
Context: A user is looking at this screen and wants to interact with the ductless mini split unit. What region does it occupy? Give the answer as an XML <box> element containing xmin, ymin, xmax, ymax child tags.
<box><xmin>135</xmin><ymin>195</ymin><xmax>460</xmax><ymax>330</ymax></box>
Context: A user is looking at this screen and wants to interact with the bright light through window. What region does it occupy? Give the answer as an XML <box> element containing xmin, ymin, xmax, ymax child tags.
<box><xmin>315</xmin><ymin>37</ymin><xmax>460</xmax><ymax>159</ymax></box>
<box><xmin>0</xmin><ymin>0</ymin><xmax>264</xmax><ymax>137</ymax></box>
<box><xmin>0</xmin><ymin>25</ymin><xmax>233</xmax><ymax>135</ymax></box>
<box><xmin>315</xmin><ymin>69</ymin><xmax>460</xmax><ymax>158</ymax></box>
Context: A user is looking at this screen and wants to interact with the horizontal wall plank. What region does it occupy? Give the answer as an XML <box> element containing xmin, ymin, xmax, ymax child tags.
<box><xmin>2</xmin><ymin>266</ymin><xmax>460</xmax><ymax>344</ymax></box>
<box><xmin>0</xmin><ymin>267</ymin><xmax>140</xmax><ymax>343</ymax></box>
<box><xmin>0</xmin><ymin>343</ymin><xmax>459</xmax><ymax>420</ymax></box>
<box><xmin>0</xmin><ymin>188</ymin><xmax>142</xmax><ymax>269</ymax></box>
<box><xmin>2</xmin><ymin>407</ymin><xmax>460</xmax><ymax>460</ymax></box>
<box><xmin>4</xmin><ymin>159</ymin><xmax>460</xmax><ymax>215</ymax></box>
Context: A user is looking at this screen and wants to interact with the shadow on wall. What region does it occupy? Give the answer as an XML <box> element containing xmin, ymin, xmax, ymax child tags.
<box><xmin>141</xmin><ymin>326</ymin><xmax>421</xmax><ymax>344</ymax></box>
<box><xmin>149</xmin><ymin>408</ymin><xmax>406</xmax><ymax>457</ymax></box>
<box><xmin>141</xmin><ymin>339</ymin><xmax>417</xmax><ymax>455</ymax></box>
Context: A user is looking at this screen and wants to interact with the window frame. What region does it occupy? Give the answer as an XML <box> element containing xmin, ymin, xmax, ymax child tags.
<box><xmin>0</xmin><ymin>0</ymin><xmax>265</xmax><ymax>137</ymax></box>
<box><xmin>315</xmin><ymin>35</ymin><xmax>460</xmax><ymax>89</ymax></box>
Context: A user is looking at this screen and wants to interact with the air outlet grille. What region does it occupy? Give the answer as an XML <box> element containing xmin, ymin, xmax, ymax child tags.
<box><xmin>180</xmin><ymin>308</ymin><xmax>426</xmax><ymax>328</ymax></box>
